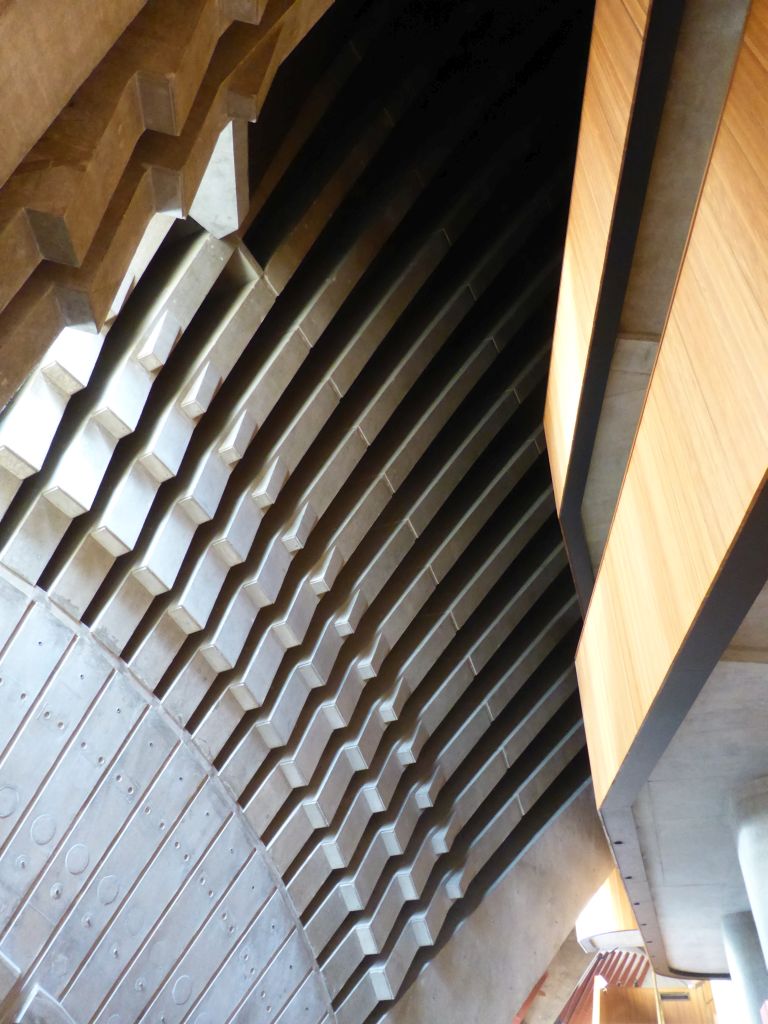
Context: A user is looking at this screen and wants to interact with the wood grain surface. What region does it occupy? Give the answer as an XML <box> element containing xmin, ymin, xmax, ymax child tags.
<box><xmin>544</xmin><ymin>0</ymin><xmax>651</xmax><ymax>506</ymax></box>
<box><xmin>577</xmin><ymin>0</ymin><xmax>768</xmax><ymax>807</ymax></box>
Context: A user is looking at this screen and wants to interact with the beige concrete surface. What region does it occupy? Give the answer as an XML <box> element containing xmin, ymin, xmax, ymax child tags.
<box><xmin>381</xmin><ymin>789</ymin><xmax>611</xmax><ymax>1024</ymax></box>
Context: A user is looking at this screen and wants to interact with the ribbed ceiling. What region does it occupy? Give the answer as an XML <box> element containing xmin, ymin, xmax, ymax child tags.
<box><xmin>0</xmin><ymin>1</ymin><xmax>593</xmax><ymax>1021</ymax></box>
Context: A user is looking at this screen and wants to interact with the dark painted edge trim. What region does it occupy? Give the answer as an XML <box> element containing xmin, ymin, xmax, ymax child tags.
<box><xmin>601</xmin><ymin>473</ymin><xmax>768</xmax><ymax>977</ymax></box>
<box><xmin>558</xmin><ymin>0</ymin><xmax>686</xmax><ymax>613</ymax></box>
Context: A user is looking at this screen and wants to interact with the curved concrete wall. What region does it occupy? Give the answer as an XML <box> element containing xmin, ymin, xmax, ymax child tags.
<box><xmin>0</xmin><ymin>570</ymin><xmax>332</xmax><ymax>1024</ymax></box>
<box><xmin>380</xmin><ymin>789</ymin><xmax>610</xmax><ymax>1024</ymax></box>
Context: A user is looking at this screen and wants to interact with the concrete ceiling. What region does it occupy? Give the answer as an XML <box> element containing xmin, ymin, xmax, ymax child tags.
<box><xmin>0</xmin><ymin>0</ymin><xmax>595</xmax><ymax>1020</ymax></box>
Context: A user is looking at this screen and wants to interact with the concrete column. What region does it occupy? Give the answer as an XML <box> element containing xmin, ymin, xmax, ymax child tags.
<box><xmin>734</xmin><ymin>777</ymin><xmax>768</xmax><ymax>970</ymax></box>
<box><xmin>722</xmin><ymin>911</ymin><xmax>768</xmax><ymax>1024</ymax></box>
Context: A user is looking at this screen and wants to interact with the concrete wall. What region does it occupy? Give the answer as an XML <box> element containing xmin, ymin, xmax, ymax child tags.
<box><xmin>381</xmin><ymin>788</ymin><xmax>611</xmax><ymax>1024</ymax></box>
<box><xmin>525</xmin><ymin>932</ymin><xmax>594</xmax><ymax>1024</ymax></box>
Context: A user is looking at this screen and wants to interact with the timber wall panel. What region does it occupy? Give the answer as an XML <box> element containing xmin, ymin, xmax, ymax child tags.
<box><xmin>544</xmin><ymin>0</ymin><xmax>650</xmax><ymax>506</ymax></box>
<box><xmin>577</xmin><ymin>0</ymin><xmax>768</xmax><ymax>807</ymax></box>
